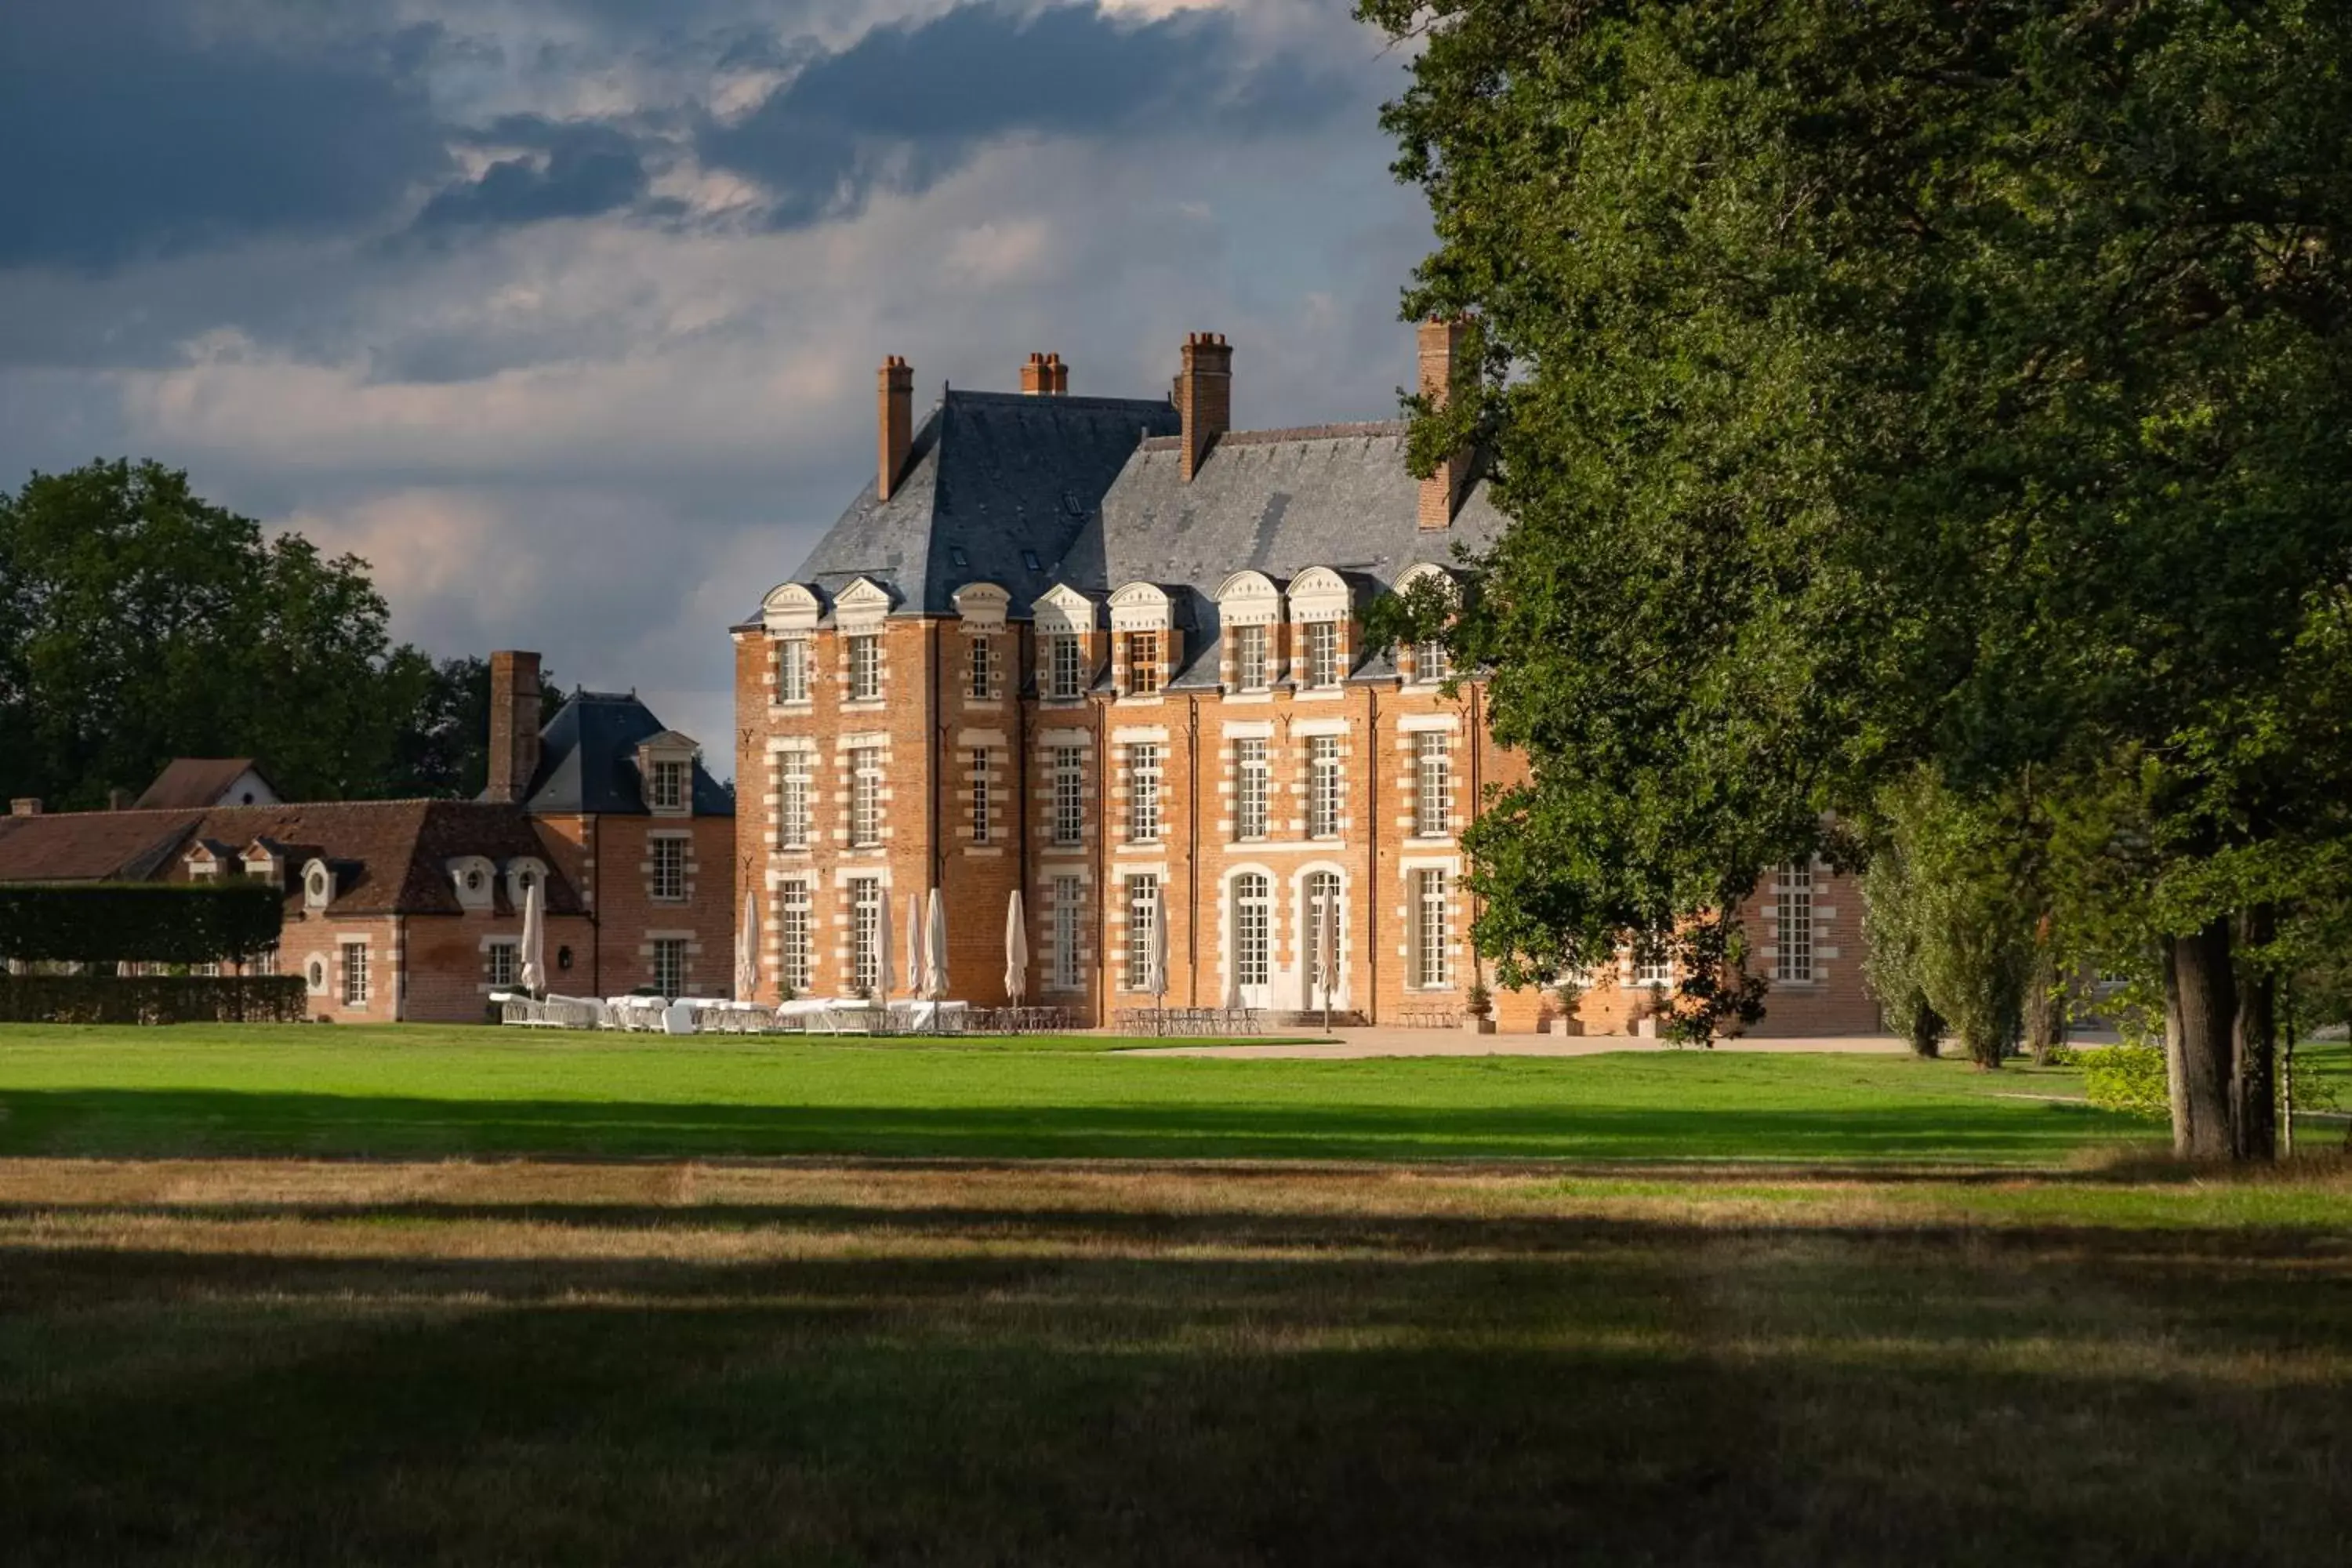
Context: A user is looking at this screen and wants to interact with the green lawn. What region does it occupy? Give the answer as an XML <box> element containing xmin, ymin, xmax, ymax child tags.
<box><xmin>0</xmin><ymin>1022</ymin><xmax>2227</xmax><ymax>1164</ymax></box>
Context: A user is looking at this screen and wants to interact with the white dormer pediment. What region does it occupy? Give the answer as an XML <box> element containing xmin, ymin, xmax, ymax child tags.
<box><xmin>1108</xmin><ymin>581</ymin><xmax>1174</xmax><ymax>633</ymax></box>
<box><xmin>761</xmin><ymin>581</ymin><xmax>823</xmax><ymax>634</ymax></box>
<box><xmin>504</xmin><ymin>857</ymin><xmax>549</xmax><ymax>911</ymax></box>
<box><xmin>833</xmin><ymin>575</ymin><xmax>895</xmax><ymax>631</ymax></box>
<box><xmin>301</xmin><ymin>858</ymin><xmax>336</xmax><ymax>910</ymax></box>
<box><xmin>241</xmin><ymin>840</ymin><xmax>285</xmax><ymax>886</ymax></box>
<box><xmin>952</xmin><ymin>581</ymin><xmax>1011</xmax><ymax>631</ymax></box>
<box><xmin>1033</xmin><ymin>583</ymin><xmax>1100</xmax><ymax>637</ymax></box>
<box><xmin>1214</xmin><ymin>569</ymin><xmax>1285</xmax><ymax>626</ymax></box>
<box><xmin>1394</xmin><ymin>561</ymin><xmax>1462</xmax><ymax>602</ymax></box>
<box><xmin>448</xmin><ymin>855</ymin><xmax>497</xmax><ymax>912</ymax></box>
<box><xmin>1288</xmin><ymin>566</ymin><xmax>1352</xmax><ymax>623</ymax></box>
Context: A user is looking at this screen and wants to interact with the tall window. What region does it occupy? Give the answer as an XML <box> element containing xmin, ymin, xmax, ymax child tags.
<box><xmin>851</xmin><ymin>877</ymin><xmax>884</xmax><ymax>993</ymax></box>
<box><xmin>849</xmin><ymin>747</ymin><xmax>882</xmax><ymax>848</ymax></box>
<box><xmin>1634</xmin><ymin>945</ymin><xmax>1672</xmax><ymax>988</ymax></box>
<box><xmin>1234</xmin><ymin>623</ymin><xmax>1269</xmax><ymax>691</ymax></box>
<box><xmin>1051</xmin><ymin>876</ymin><xmax>1083</xmax><ymax>991</ymax></box>
<box><xmin>1414</xmin><ymin>637</ymin><xmax>1450</xmax><ymax>684</ymax></box>
<box><xmin>1052</xmin><ymin>746</ymin><xmax>1086</xmax><ymax>846</ymax></box>
<box><xmin>487</xmin><ymin>940</ymin><xmax>518</xmax><ymax>990</ymax></box>
<box><xmin>971</xmin><ymin>748</ymin><xmax>993</xmax><ymax>844</ymax></box>
<box><xmin>1307</xmin><ymin>736</ymin><xmax>1342</xmax><ymax>839</ymax></box>
<box><xmin>1776</xmin><ymin>862</ymin><xmax>1815</xmax><ymax>982</ymax></box>
<box><xmin>1235</xmin><ymin>739</ymin><xmax>1269</xmax><ymax>841</ymax></box>
<box><xmin>1124</xmin><ymin>876</ymin><xmax>1160</xmax><ymax>992</ymax></box>
<box><xmin>777</xmin><ymin>639</ymin><xmax>810</xmax><ymax>702</ymax></box>
<box><xmin>1233</xmin><ymin>873</ymin><xmax>1270</xmax><ymax>989</ymax></box>
<box><xmin>1303</xmin><ymin>871</ymin><xmax>1342</xmax><ymax>993</ymax></box>
<box><xmin>1303</xmin><ymin>621</ymin><xmax>1341</xmax><ymax>688</ymax></box>
<box><xmin>1127</xmin><ymin>742</ymin><xmax>1161</xmax><ymax>843</ymax></box>
<box><xmin>651</xmin><ymin>836</ymin><xmax>687</xmax><ymax>901</ymax></box>
<box><xmin>1125</xmin><ymin>631</ymin><xmax>1161</xmax><ymax>695</ymax></box>
<box><xmin>341</xmin><ymin>943</ymin><xmax>370</xmax><ymax>1007</ymax></box>
<box><xmin>1414</xmin><ymin>870</ymin><xmax>1451</xmax><ymax>988</ymax></box>
<box><xmin>779</xmin><ymin>882</ymin><xmax>812</xmax><ymax>994</ymax></box>
<box><xmin>653</xmin><ymin>938</ymin><xmax>688</xmax><ymax>998</ymax></box>
<box><xmin>847</xmin><ymin>633</ymin><xmax>881</xmax><ymax>701</ymax></box>
<box><xmin>1414</xmin><ymin>731</ymin><xmax>1451</xmax><ymax>838</ymax></box>
<box><xmin>649</xmin><ymin>760</ymin><xmax>688</xmax><ymax>811</ymax></box>
<box><xmin>1047</xmin><ymin>633</ymin><xmax>1084</xmax><ymax>699</ymax></box>
<box><xmin>969</xmin><ymin>637</ymin><xmax>995</xmax><ymax>699</ymax></box>
<box><xmin>779</xmin><ymin>753</ymin><xmax>811</xmax><ymax>850</ymax></box>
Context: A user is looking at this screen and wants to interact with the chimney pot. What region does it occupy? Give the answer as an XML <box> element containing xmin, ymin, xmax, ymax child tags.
<box><xmin>1176</xmin><ymin>332</ymin><xmax>1233</xmax><ymax>481</ymax></box>
<box><xmin>1417</xmin><ymin>317</ymin><xmax>1470</xmax><ymax>529</ymax></box>
<box><xmin>1046</xmin><ymin>352</ymin><xmax>1067</xmax><ymax>395</ymax></box>
<box><xmin>488</xmin><ymin>650</ymin><xmax>543</xmax><ymax>805</ymax></box>
<box><xmin>878</xmin><ymin>356</ymin><xmax>914</xmax><ymax>499</ymax></box>
<box><xmin>9</xmin><ymin>798</ymin><xmax>42</xmax><ymax>817</ymax></box>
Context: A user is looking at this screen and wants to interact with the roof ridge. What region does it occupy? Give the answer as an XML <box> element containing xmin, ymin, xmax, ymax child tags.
<box><xmin>1137</xmin><ymin>420</ymin><xmax>1407</xmax><ymax>453</ymax></box>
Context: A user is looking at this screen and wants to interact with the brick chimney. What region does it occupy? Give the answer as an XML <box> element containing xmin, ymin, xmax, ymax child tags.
<box><xmin>8</xmin><ymin>798</ymin><xmax>40</xmax><ymax>817</ymax></box>
<box><xmin>1177</xmin><ymin>332</ymin><xmax>1231</xmax><ymax>482</ymax></box>
<box><xmin>877</xmin><ymin>355</ymin><xmax>913</xmax><ymax>500</ymax></box>
<box><xmin>487</xmin><ymin>650</ymin><xmax>543</xmax><ymax>805</ymax></box>
<box><xmin>1020</xmin><ymin>352</ymin><xmax>1071</xmax><ymax>395</ymax></box>
<box><xmin>107</xmin><ymin>788</ymin><xmax>134</xmax><ymax>812</ymax></box>
<box><xmin>1417</xmin><ymin>317</ymin><xmax>1470</xmax><ymax>530</ymax></box>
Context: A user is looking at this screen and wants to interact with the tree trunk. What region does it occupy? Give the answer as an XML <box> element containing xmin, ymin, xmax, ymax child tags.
<box><xmin>1907</xmin><ymin>1000</ymin><xmax>1943</xmax><ymax>1059</ymax></box>
<box><xmin>1965</xmin><ymin>1021</ymin><xmax>2002</xmax><ymax>1071</ymax></box>
<box><xmin>2163</xmin><ymin>920</ymin><xmax>2238</xmax><ymax>1160</ymax></box>
<box><xmin>2161</xmin><ymin>940</ymin><xmax>2189</xmax><ymax>1149</ymax></box>
<box><xmin>2024</xmin><ymin>944</ymin><xmax>2065</xmax><ymax>1065</ymax></box>
<box><xmin>2231</xmin><ymin>906</ymin><xmax>2277</xmax><ymax>1162</ymax></box>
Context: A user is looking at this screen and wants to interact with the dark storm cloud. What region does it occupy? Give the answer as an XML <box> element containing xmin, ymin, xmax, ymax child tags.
<box><xmin>0</xmin><ymin>3</ymin><xmax>452</xmax><ymax>270</ymax></box>
<box><xmin>412</xmin><ymin>118</ymin><xmax>657</xmax><ymax>231</ymax></box>
<box><xmin>702</xmin><ymin>2</ymin><xmax>1356</xmax><ymax>227</ymax></box>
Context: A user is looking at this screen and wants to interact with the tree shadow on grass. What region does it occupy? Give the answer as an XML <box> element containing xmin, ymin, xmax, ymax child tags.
<box><xmin>3</xmin><ymin>1218</ymin><xmax>2348</xmax><ymax>1566</ymax></box>
<box><xmin>0</xmin><ymin>1087</ymin><xmax>2147</xmax><ymax>1164</ymax></box>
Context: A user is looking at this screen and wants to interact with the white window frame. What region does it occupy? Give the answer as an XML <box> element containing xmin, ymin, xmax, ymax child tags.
<box><xmin>652</xmin><ymin>937</ymin><xmax>688</xmax><ymax>999</ymax></box>
<box><xmin>849</xmin><ymin>747</ymin><xmax>883</xmax><ymax>848</ymax></box>
<box><xmin>1414</xmin><ymin>869</ymin><xmax>1451</xmax><ymax>989</ymax></box>
<box><xmin>1125</xmin><ymin>630</ymin><xmax>1161</xmax><ymax>696</ymax></box>
<box><xmin>1307</xmin><ymin>735</ymin><xmax>1342</xmax><ymax>840</ymax></box>
<box><xmin>1052</xmin><ymin>746</ymin><xmax>1086</xmax><ymax>846</ymax></box>
<box><xmin>850</xmin><ymin>877</ymin><xmax>884</xmax><ymax>993</ymax></box>
<box><xmin>1048</xmin><ymin>634</ymin><xmax>1084</xmax><ymax>700</ymax></box>
<box><xmin>486</xmin><ymin>939</ymin><xmax>519</xmax><ymax>990</ymax></box>
<box><xmin>1776</xmin><ymin>862</ymin><xmax>1816</xmax><ymax>983</ymax></box>
<box><xmin>971</xmin><ymin>747</ymin><xmax>993</xmax><ymax>844</ymax></box>
<box><xmin>648</xmin><ymin>758</ymin><xmax>688</xmax><ymax>811</ymax></box>
<box><xmin>1234</xmin><ymin>622</ymin><xmax>1269</xmax><ymax>691</ymax></box>
<box><xmin>1304</xmin><ymin>620</ymin><xmax>1341</xmax><ymax>689</ymax></box>
<box><xmin>1123</xmin><ymin>876</ymin><xmax>1160</xmax><ymax>993</ymax></box>
<box><xmin>969</xmin><ymin>636</ymin><xmax>995</xmax><ymax>700</ymax></box>
<box><xmin>1414</xmin><ymin>731</ymin><xmax>1451</xmax><ymax>839</ymax></box>
<box><xmin>779</xmin><ymin>881</ymin><xmax>813</xmax><ymax>994</ymax></box>
<box><xmin>1236</xmin><ymin>738</ymin><xmax>1269</xmax><ymax>842</ymax></box>
<box><xmin>1127</xmin><ymin>742</ymin><xmax>1161</xmax><ymax>844</ymax></box>
<box><xmin>777</xmin><ymin>638</ymin><xmax>810</xmax><ymax>703</ymax></box>
<box><xmin>1051</xmin><ymin>876</ymin><xmax>1083</xmax><ymax>992</ymax></box>
<box><xmin>779</xmin><ymin>752</ymin><xmax>811</xmax><ymax>850</ymax></box>
<box><xmin>847</xmin><ymin>633</ymin><xmax>882</xmax><ymax>702</ymax></box>
<box><xmin>1414</xmin><ymin>637</ymin><xmax>1450</xmax><ymax>684</ymax></box>
<box><xmin>650</xmin><ymin>835</ymin><xmax>688</xmax><ymax>902</ymax></box>
<box><xmin>339</xmin><ymin>941</ymin><xmax>370</xmax><ymax>1007</ymax></box>
<box><xmin>1234</xmin><ymin>872</ymin><xmax>1271</xmax><ymax>989</ymax></box>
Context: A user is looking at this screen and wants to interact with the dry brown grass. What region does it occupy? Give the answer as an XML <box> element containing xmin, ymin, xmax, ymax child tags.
<box><xmin>3</xmin><ymin>1156</ymin><xmax>2349</xmax><ymax>1565</ymax></box>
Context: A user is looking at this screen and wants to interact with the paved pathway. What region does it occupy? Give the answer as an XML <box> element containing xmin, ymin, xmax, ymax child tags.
<box><xmin>1115</xmin><ymin>1030</ymin><xmax>1918</xmax><ymax>1060</ymax></box>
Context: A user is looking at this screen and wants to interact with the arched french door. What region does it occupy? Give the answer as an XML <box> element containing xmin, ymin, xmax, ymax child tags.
<box><xmin>1232</xmin><ymin>872</ymin><xmax>1272</xmax><ymax>1008</ymax></box>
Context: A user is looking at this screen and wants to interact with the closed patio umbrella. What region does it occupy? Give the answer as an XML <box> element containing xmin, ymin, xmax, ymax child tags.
<box><xmin>1148</xmin><ymin>887</ymin><xmax>1169</xmax><ymax>1034</ymax></box>
<box><xmin>1319</xmin><ymin>885</ymin><xmax>1340</xmax><ymax>1033</ymax></box>
<box><xmin>518</xmin><ymin>877</ymin><xmax>546</xmax><ymax>997</ymax></box>
<box><xmin>924</xmin><ymin>887</ymin><xmax>949</xmax><ymax>1000</ymax></box>
<box><xmin>872</xmin><ymin>891</ymin><xmax>895</xmax><ymax>1015</ymax></box>
<box><xmin>1003</xmin><ymin>889</ymin><xmax>1028</xmax><ymax>1008</ymax></box>
<box><xmin>734</xmin><ymin>889</ymin><xmax>759</xmax><ymax>1003</ymax></box>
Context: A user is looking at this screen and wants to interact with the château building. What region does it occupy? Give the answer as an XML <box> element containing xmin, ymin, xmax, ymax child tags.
<box><xmin>734</xmin><ymin>328</ymin><xmax>1878</xmax><ymax>1033</ymax></box>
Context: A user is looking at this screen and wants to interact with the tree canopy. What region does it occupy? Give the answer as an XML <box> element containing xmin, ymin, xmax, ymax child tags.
<box><xmin>0</xmin><ymin>459</ymin><xmax>532</xmax><ymax>808</ymax></box>
<box><xmin>1361</xmin><ymin>0</ymin><xmax>2352</xmax><ymax>1151</ymax></box>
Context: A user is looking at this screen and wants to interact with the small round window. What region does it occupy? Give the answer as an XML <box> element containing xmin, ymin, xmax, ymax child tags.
<box><xmin>307</xmin><ymin>871</ymin><xmax>328</xmax><ymax>899</ymax></box>
<box><xmin>307</xmin><ymin>958</ymin><xmax>327</xmax><ymax>989</ymax></box>
<box><xmin>465</xmin><ymin>870</ymin><xmax>483</xmax><ymax>891</ymax></box>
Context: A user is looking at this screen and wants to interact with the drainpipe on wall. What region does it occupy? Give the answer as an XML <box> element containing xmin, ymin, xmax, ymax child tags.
<box><xmin>1187</xmin><ymin>693</ymin><xmax>1200</xmax><ymax>1007</ymax></box>
<box><xmin>1366</xmin><ymin>682</ymin><xmax>1379</xmax><ymax>1025</ymax></box>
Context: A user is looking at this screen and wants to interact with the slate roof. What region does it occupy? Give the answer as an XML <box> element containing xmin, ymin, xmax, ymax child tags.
<box><xmin>0</xmin><ymin>801</ymin><xmax>584</xmax><ymax>917</ymax></box>
<box><xmin>133</xmin><ymin>757</ymin><xmax>276</xmax><ymax>810</ymax></box>
<box><xmin>518</xmin><ymin>691</ymin><xmax>733</xmax><ymax>817</ymax></box>
<box><xmin>779</xmin><ymin>389</ymin><xmax>1181</xmax><ymax>619</ymax></box>
<box><xmin>1079</xmin><ymin>423</ymin><xmax>1508</xmax><ymax>685</ymax></box>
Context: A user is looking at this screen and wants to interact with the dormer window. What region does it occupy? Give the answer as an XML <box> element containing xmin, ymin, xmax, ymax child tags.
<box><xmin>503</xmin><ymin>858</ymin><xmax>549</xmax><ymax>911</ymax></box>
<box><xmin>1415</xmin><ymin>638</ymin><xmax>1450</xmax><ymax>683</ymax></box>
<box><xmin>303</xmin><ymin>860</ymin><xmax>334</xmax><ymax>909</ymax></box>
<box><xmin>969</xmin><ymin>637</ymin><xmax>996</xmax><ymax>699</ymax></box>
<box><xmin>776</xmin><ymin>639</ymin><xmax>810</xmax><ymax>703</ymax></box>
<box><xmin>1215</xmin><ymin>570</ymin><xmax>1286</xmax><ymax>694</ymax></box>
<box><xmin>449</xmin><ymin>855</ymin><xmax>497</xmax><ymax>912</ymax></box>
<box><xmin>1303</xmin><ymin>621</ymin><xmax>1341</xmax><ymax>688</ymax></box>
<box><xmin>649</xmin><ymin>760</ymin><xmax>688</xmax><ymax>811</ymax></box>
<box><xmin>1235</xmin><ymin>625</ymin><xmax>1269</xmax><ymax>691</ymax></box>
<box><xmin>1109</xmin><ymin>582</ymin><xmax>1174</xmax><ymax>701</ymax></box>
<box><xmin>847</xmin><ymin>634</ymin><xmax>882</xmax><ymax>701</ymax></box>
<box><xmin>1047</xmin><ymin>635</ymin><xmax>1083</xmax><ymax>699</ymax></box>
<box><xmin>1124</xmin><ymin>631</ymin><xmax>1161</xmax><ymax>695</ymax></box>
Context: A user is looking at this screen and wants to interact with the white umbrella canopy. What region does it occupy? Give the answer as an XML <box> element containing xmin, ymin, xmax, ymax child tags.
<box><xmin>1321</xmin><ymin>890</ymin><xmax>1341</xmax><ymax>1001</ymax></box>
<box><xmin>924</xmin><ymin>887</ymin><xmax>949</xmax><ymax>1000</ymax></box>
<box><xmin>905</xmin><ymin>893</ymin><xmax>927</xmax><ymax>1001</ymax></box>
<box><xmin>873</xmin><ymin>891</ymin><xmax>895</xmax><ymax>1005</ymax></box>
<box><xmin>1004</xmin><ymin>890</ymin><xmax>1028</xmax><ymax>1006</ymax></box>
<box><xmin>518</xmin><ymin>877</ymin><xmax>546</xmax><ymax>996</ymax></box>
<box><xmin>734</xmin><ymin>889</ymin><xmax>760</xmax><ymax>1003</ymax></box>
<box><xmin>1148</xmin><ymin>888</ymin><xmax>1169</xmax><ymax>1001</ymax></box>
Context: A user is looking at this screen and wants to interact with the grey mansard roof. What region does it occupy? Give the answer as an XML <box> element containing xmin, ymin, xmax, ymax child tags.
<box><xmin>782</xmin><ymin>389</ymin><xmax>1180</xmax><ymax>618</ymax></box>
<box><xmin>514</xmin><ymin>691</ymin><xmax>733</xmax><ymax>817</ymax></box>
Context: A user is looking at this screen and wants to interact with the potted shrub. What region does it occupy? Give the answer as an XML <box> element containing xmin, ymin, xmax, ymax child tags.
<box><xmin>1461</xmin><ymin>981</ymin><xmax>1496</xmax><ymax>1035</ymax></box>
<box><xmin>1544</xmin><ymin>978</ymin><xmax>1584</xmax><ymax>1036</ymax></box>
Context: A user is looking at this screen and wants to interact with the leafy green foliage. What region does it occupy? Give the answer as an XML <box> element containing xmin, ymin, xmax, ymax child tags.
<box><xmin>0</xmin><ymin>882</ymin><xmax>284</xmax><ymax>965</ymax></box>
<box><xmin>0</xmin><ymin>460</ymin><xmax>498</xmax><ymax>808</ymax></box>
<box><xmin>2083</xmin><ymin>1045</ymin><xmax>2171</xmax><ymax>1121</ymax></box>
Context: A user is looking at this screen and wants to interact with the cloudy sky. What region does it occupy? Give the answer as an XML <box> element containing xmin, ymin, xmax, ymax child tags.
<box><xmin>1</xmin><ymin>1</ymin><xmax>1436</xmax><ymax>771</ymax></box>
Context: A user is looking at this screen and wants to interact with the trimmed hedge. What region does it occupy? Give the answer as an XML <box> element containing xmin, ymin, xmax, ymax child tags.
<box><xmin>0</xmin><ymin>974</ymin><xmax>309</xmax><ymax>1025</ymax></box>
<box><xmin>0</xmin><ymin>882</ymin><xmax>284</xmax><ymax>965</ymax></box>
